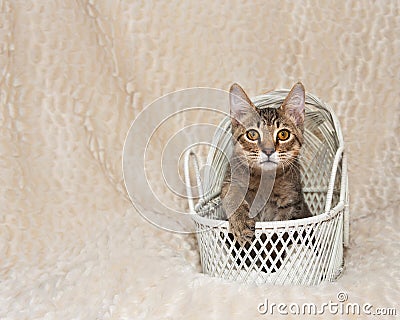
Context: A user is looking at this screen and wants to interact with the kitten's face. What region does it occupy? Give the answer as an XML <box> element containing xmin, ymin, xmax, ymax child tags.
<box><xmin>229</xmin><ymin>83</ymin><xmax>306</xmax><ymax>171</ymax></box>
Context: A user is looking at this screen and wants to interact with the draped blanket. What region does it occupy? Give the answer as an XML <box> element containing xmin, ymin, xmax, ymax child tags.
<box><xmin>1</xmin><ymin>1</ymin><xmax>398</xmax><ymax>318</ymax></box>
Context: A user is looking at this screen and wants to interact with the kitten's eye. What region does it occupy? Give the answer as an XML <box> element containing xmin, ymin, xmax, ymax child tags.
<box><xmin>246</xmin><ymin>129</ymin><xmax>259</xmax><ymax>141</ymax></box>
<box><xmin>277</xmin><ymin>129</ymin><xmax>290</xmax><ymax>141</ymax></box>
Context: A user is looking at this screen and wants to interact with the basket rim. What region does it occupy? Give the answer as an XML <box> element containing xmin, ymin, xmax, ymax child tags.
<box><xmin>191</xmin><ymin>199</ymin><xmax>345</xmax><ymax>229</ymax></box>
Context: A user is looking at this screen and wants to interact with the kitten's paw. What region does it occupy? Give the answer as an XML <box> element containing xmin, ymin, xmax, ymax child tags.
<box><xmin>229</xmin><ymin>215</ymin><xmax>256</xmax><ymax>246</ymax></box>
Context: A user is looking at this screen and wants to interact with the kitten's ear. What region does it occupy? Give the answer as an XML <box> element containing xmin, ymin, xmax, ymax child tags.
<box><xmin>281</xmin><ymin>82</ymin><xmax>306</xmax><ymax>127</ymax></box>
<box><xmin>229</xmin><ymin>83</ymin><xmax>256</xmax><ymax>121</ymax></box>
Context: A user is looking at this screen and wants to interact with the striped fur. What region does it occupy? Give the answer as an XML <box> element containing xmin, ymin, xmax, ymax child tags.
<box><xmin>221</xmin><ymin>83</ymin><xmax>312</xmax><ymax>245</ymax></box>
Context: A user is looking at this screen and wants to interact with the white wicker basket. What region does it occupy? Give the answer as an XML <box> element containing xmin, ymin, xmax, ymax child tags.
<box><xmin>184</xmin><ymin>89</ymin><xmax>349</xmax><ymax>286</ymax></box>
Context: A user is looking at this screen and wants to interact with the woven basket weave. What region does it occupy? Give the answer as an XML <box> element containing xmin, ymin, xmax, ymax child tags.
<box><xmin>184</xmin><ymin>89</ymin><xmax>349</xmax><ymax>285</ymax></box>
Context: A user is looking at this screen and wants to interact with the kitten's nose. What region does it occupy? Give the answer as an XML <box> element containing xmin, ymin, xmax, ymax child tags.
<box><xmin>262</xmin><ymin>148</ymin><xmax>275</xmax><ymax>156</ymax></box>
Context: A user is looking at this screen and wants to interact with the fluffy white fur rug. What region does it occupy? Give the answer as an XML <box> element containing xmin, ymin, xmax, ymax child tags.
<box><xmin>1</xmin><ymin>1</ymin><xmax>399</xmax><ymax>319</ymax></box>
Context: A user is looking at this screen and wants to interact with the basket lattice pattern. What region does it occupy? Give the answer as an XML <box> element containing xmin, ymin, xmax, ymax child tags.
<box><xmin>185</xmin><ymin>89</ymin><xmax>348</xmax><ymax>285</ymax></box>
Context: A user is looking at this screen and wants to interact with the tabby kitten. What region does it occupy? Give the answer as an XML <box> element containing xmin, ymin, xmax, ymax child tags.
<box><xmin>221</xmin><ymin>82</ymin><xmax>312</xmax><ymax>245</ymax></box>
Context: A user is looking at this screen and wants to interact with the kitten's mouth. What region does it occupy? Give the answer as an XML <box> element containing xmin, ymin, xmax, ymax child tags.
<box><xmin>259</xmin><ymin>160</ymin><xmax>278</xmax><ymax>169</ymax></box>
<box><xmin>260</xmin><ymin>160</ymin><xmax>278</xmax><ymax>165</ymax></box>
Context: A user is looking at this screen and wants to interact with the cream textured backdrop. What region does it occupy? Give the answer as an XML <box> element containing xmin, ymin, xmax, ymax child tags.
<box><xmin>1</xmin><ymin>1</ymin><xmax>399</xmax><ymax>319</ymax></box>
